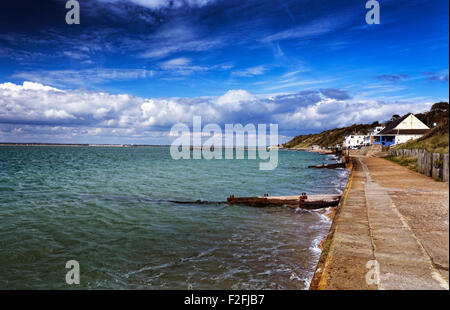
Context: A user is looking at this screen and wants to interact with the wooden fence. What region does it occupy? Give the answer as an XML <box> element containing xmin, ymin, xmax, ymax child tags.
<box><xmin>388</xmin><ymin>149</ymin><xmax>449</xmax><ymax>182</ymax></box>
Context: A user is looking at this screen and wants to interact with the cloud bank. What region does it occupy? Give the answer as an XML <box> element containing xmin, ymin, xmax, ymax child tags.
<box><xmin>0</xmin><ymin>81</ymin><xmax>434</xmax><ymax>144</ymax></box>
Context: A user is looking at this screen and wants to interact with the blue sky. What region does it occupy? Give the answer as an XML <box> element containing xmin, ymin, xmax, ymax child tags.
<box><xmin>0</xmin><ymin>0</ymin><xmax>448</xmax><ymax>144</ymax></box>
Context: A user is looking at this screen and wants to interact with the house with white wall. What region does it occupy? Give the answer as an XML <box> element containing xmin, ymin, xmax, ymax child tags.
<box><xmin>373</xmin><ymin>113</ymin><xmax>429</xmax><ymax>147</ymax></box>
<box><xmin>364</xmin><ymin>126</ymin><xmax>385</xmax><ymax>145</ymax></box>
<box><xmin>372</xmin><ymin>126</ymin><xmax>385</xmax><ymax>135</ymax></box>
<box><xmin>343</xmin><ymin>126</ymin><xmax>385</xmax><ymax>148</ymax></box>
<box><xmin>343</xmin><ymin>134</ymin><xmax>366</xmax><ymax>148</ymax></box>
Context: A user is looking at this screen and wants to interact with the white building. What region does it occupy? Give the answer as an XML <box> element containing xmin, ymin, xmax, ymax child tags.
<box><xmin>344</xmin><ymin>126</ymin><xmax>386</xmax><ymax>148</ymax></box>
<box><xmin>372</xmin><ymin>126</ymin><xmax>385</xmax><ymax>135</ymax></box>
<box><xmin>365</xmin><ymin>126</ymin><xmax>385</xmax><ymax>145</ymax></box>
<box><xmin>373</xmin><ymin>114</ymin><xmax>429</xmax><ymax>146</ymax></box>
<box><xmin>343</xmin><ymin>134</ymin><xmax>366</xmax><ymax>148</ymax></box>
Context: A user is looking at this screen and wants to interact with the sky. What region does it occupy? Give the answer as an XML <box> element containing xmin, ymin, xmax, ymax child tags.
<box><xmin>0</xmin><ymin>0</ymin><xmax>448</xmax><ymax>144</ymax></box>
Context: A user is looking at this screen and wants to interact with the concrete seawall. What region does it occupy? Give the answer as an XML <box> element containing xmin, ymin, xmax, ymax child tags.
<box><xmin>308</xmin><ymin>159</ymin><xmax>357</xmax><ymax>290</ymax></box>
<box><xmin>309</xmin><ymin>156</ymin><xmax>449</xmax><ymax>290</ymax></box>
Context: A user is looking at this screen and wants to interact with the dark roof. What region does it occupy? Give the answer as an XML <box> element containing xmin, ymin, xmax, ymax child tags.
<box><xmin>378</xmin><ymin>114</ymin><xmax>412</xmax><ymax>135</ymax></box>
<box><xmin>378</xmin><ymin>129</ymin><xmax>430</xmax><ymax>135</ymax></box>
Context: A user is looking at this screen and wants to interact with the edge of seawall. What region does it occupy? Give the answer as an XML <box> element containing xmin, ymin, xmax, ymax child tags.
<box><xmin>308</xmin><ymin>158</ymin><xmax>355</xmax><ymax>290</ymax></box>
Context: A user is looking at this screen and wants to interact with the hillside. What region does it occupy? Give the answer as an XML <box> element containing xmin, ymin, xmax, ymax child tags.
<box><xmin>283</xmin><ymin>123</ymin><xmax>374</xmax><ymax>149</ymax></box>
<box><xmin>283</xmin><ymin>102</ymin><xmax>449</xmax><ymax>150</ymax></box>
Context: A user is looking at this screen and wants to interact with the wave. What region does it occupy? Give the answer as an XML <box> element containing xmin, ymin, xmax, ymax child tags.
<box><xmin>125</xmin><ymin>247</ymin><xmax>217</xmax><ymax>278</ymax></box>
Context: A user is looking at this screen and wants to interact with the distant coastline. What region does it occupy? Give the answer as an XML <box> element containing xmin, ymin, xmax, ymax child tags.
<box><xmin>0</xmin><ymin>143</ymin><xmax>279</xmax><ymax>150</ymax></box>
<box><xmin>0</xmin><ymin>143</ymin><xmax>170</xmax><ymax>147</ymax></box>
<box><xmin>282</xmin><ymin>146</ymin><xmax>336</xmax><ymax>155</ymax></box>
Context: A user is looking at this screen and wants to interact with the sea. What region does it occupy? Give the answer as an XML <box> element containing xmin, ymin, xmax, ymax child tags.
<box><xmin>0</xmin><ymin>146</ymin><xmax>348</xmax><ymax>289</ymax></box>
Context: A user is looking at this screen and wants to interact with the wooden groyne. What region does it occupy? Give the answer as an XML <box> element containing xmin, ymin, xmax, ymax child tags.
<box><xmin>156</xmin><ymin>194</ymin><xmax>341</xmax><ymax>209</ymax></box>
<box><xmin>226</xmin><ymin>193</ymin><xmax>341</xmax><ymax>209</ymax></box>
<box><xmin>308</xmin><ymin>163</ymin><xmax>345</xmax><ymax>169</ymax></box>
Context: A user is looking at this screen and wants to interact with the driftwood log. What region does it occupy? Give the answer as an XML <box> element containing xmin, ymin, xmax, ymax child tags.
<box><xmin>226</xmin><ymin>194</ymin><xmax>340</xmax><ymax>209</ymax></box>
<box><xmin>308</xmin><ymin>163</ymin><xmax>345</xmax><ymax>169</ymax></box>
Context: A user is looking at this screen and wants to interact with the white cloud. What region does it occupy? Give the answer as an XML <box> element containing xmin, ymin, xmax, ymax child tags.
<box><xmin>216</xmin><ymin>90</ymin><xmax>256</xmax><ymax>112</ymax></box>
<box><xmin>232</xmin><ymin>65</ymin><xmax>268</xmax><ymax>77</ymax></box>
<box><xmin>0</xmin><ymin>81</ymin><xmax>61</xmax><ymax>92</ymax></box>
<box><xmin>266</xmin><ymin>78</ymin><xmax>337</xmax><ymax>91</ymax></box>
<box><xmin>0</xmin><ymin>81</ymin><xmax>435</xmax><ymax>143</ymax></box>
<box><xmin>158</xmin><ymin>57</ymin><xmax>210</xmax><ymax>75</ymax></box>
<box><xmin>139</xmin><ymin>38</ymin><xmax>223</xmax><ymax>60</ymax></box>
<box><xmin>117</xmin><ymin>0</ymin><xmax>215</xmax><ymax>10</ymax></box>
<box><xmin>161</xmin><ymin>57</ymin><xmax>191</xmax><ymax>67</ymax></box>
<box><xmin>13</xmin><ymin>69</ymin><xmax>155</xmax><ymax>88</ymax></box>
<box><xmin>262</xmin><ymin>12</ymin><xmax>354</xmax><ymax>43</ymax></box>
<box><xmin>44</xmin><ymin>109</ymin><xmax>76</xmax><ymax>120</ymax></box>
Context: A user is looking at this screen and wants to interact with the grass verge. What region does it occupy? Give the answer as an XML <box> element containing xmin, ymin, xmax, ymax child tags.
<box><xmin>384</xmin><ymin>155</ymin><xmax>418</xmax><ymax>172</ymax></box>
<box><xmin>396</xmin><ymin>133</ymin><xmax>449</xmax><ymax>155</ymax></box>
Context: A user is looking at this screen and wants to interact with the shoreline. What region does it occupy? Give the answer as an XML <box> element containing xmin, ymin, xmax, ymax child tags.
<box><xmin>281</xmin><ymin>147</ymin><xmax>337</xmax><ymax>155</ymax></box>
<box><xmin>309</xmin><ymin>159</ymin><xmax>355</xmax><ymax>290</ymax></box>
<box><xmin>308</xmin><ymin>156</ymin><xmax>449</xmax><ymax>290</ymax></box>
<box><xmin>0</xmin><ymin>143</ymin><xmax>170</xmax><ymax>147</ymax></box>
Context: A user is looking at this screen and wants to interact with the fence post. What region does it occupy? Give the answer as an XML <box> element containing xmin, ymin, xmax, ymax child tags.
<box><xmin>443</xmin><ymin>154</ymin><xmax>449</xmax><ymax>182</ymax></box>
<box><xmin>418</xmin><ymin>150</ymin><xmax>423</xmax><ymax>174</ymax></box>
<box><xmin>425</xmin><ymin>151</ymin><xmax>432</xmax><ymax>177</ymax></box>
<box><xmin>432</xmin><ymin>153</ymin><xmax>441</xmax><ymax>179</ymax></box>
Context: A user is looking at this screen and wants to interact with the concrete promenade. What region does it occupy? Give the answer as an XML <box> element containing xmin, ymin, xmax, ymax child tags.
<box><xmin>312</xmin><ymin>156</ymin><xmax>449</xmax><ymax>290</ymax></box>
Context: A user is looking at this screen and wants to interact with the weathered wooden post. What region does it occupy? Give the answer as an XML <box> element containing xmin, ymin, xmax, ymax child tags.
<box><xmin>432</xmin><ymin>153</ymin><xmax>441</xmax><ymax>179</ymax></box>
<box><xmin>422</xmin><ymin>150</ymin><xmax>428</xmax><ymax>175</ymax></box>
<box><xmin>425</xmin><ymin>151</ymin><xmax>432</xmax><ymax>177</ymax></box>
<box><xmin>423</xmin><ymin>150</ymin><xmax>427</xmax><ymax>174</ymax></box>
<box><xmin>423</xmin><ymin>151</ymin><xmax>428</xmax><ymax>176</ymax></box>
<box><xmin>443</xmin><ymin>154</ymin><xmax>449</xmax><ymax>182</ymax></box>
<box><xmin>417</xmin><ymin>150</ymin><xmax>423</xmax><ymax>174</ymax></box>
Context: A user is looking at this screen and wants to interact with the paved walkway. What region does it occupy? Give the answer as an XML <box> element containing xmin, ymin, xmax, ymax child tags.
<box><xmin>317</xmin><ymin>157</ymin><xmax>449</xmax><ymax>290</ymax></box>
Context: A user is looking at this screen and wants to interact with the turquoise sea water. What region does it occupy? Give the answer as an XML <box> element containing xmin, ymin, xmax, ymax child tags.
<box><xmin>0</xmin><ymin>146</ymin><xmax>348</xmax><ymax>289</ymax></box>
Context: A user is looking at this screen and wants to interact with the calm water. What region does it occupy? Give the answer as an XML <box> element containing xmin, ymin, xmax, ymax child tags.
<box><xmin>0</xmin><ymin>146</ymin><xmax>347</xmax><ymax>289</ymax></box>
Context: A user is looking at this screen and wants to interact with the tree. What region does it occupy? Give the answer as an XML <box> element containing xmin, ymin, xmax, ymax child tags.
<box><xmin>431</xmin><ymin>102</ymin><xmax>449</xmax><ymax>113</ymax></box>
<box><xmin>391</xmin><ymin>114</ymin><xmax>400</xmax><ymax>121</ymax></box>
<box><xmin>371</xmin><ymin>121</ymin><xmax>380</xmax><ymax>127</ymax></box>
